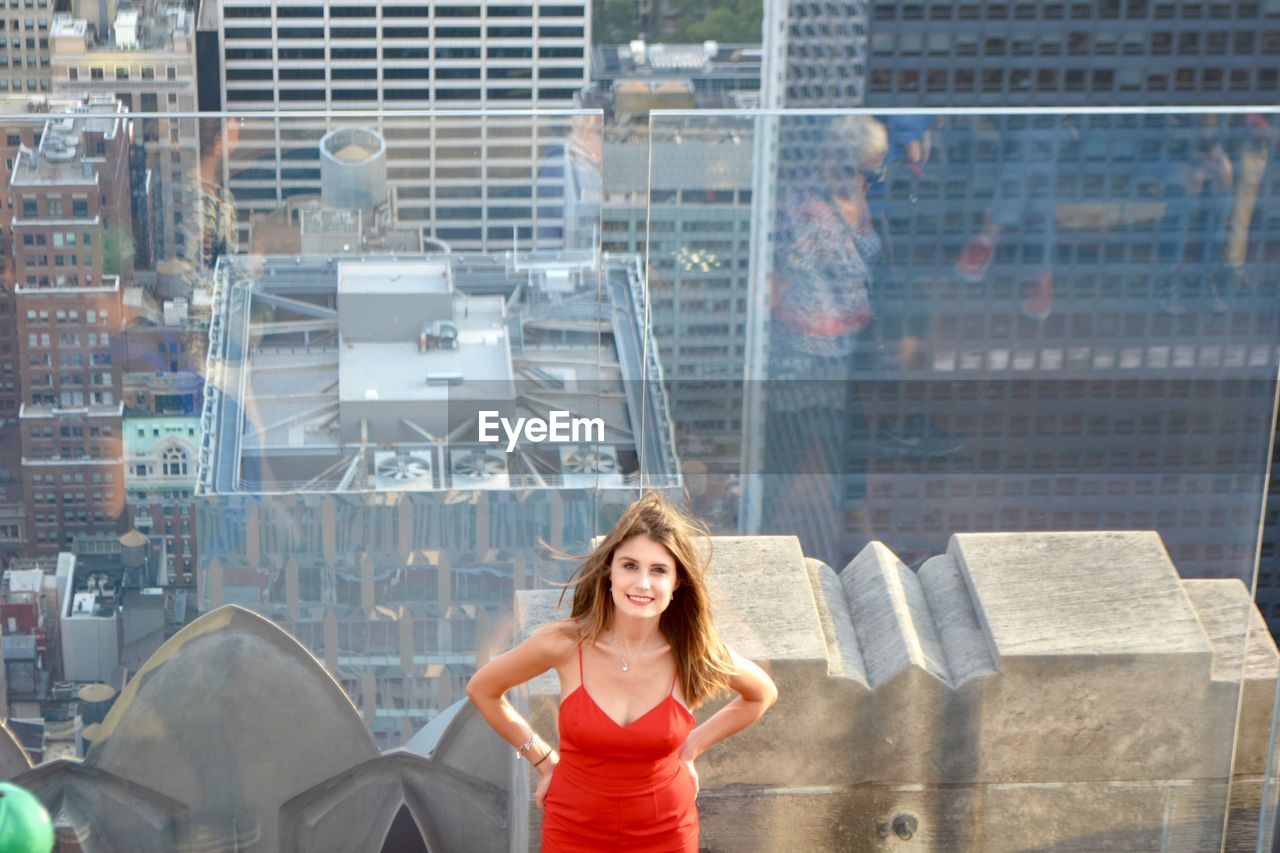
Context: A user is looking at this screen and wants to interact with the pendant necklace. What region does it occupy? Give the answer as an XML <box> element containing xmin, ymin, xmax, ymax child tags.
<box><xmin>610</xmin><ymin>635</ymin><xmax>646</xmax><ymax>673</ymax></box>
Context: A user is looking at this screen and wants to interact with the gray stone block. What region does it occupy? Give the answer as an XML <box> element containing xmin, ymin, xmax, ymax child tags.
<box><xmin>509</xmin><ymin>531</ymin><xmax>1278</xmax><ymax>852</ymax></box>
<box><xmin>1182</xmin><ymin>579</ymin><xmax>1280</xmax><ymax>776</ymax></box>
<box><xmin>804</xmin><ymin>558</ymin><xmax>868</xmax><ymax>685</ymax></box>
<box><xmin>843</xmin><ymin>542</ymin><xmax>951</xmax><ymax>688</ymax></box>
<box><xmin>949</xmin><ymin>531</ymin><xmax>1211</xmax><ymax>659</ymax></box>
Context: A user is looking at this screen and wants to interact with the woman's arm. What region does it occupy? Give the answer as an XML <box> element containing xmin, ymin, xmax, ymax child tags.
<box><xmin>466</xmin><ymin>622</ymin><xmax>575</xmax><ymax>783</ymax></box>
<box><xmin>678</xmin><ymin>646</ymin><xmax>778</xmax><ymax>766</ymax></box>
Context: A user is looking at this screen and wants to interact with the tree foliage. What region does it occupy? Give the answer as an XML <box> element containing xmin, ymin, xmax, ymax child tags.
<box><xmin>102</xmin><ymin>224</ymin><xmax>136</xmax><ymax>278</ymax></box>
<box><xmin>665</xmin><ymin>0</ymin><xmax>762</xmax><ymax>43</ymax></box>
<box><xmin>593</xmin><ymin>0</ymin><xmax>644</xmax><ymax>44</ymax></box>
<box><xmin>592</xmin><ymin>0</ymin><xmax>762</xmax><ymax>45</ymax></box>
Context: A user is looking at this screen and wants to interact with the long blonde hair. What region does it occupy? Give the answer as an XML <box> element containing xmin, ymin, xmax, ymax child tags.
<box><xmin>558</xmin><ymin>492</ymin><xmax>734</xmax><ymax>708</ymax></box>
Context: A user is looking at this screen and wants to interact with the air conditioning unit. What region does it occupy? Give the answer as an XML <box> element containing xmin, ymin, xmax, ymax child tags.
<box><xmin>373</xmin><ymin>450</ymin><xmax>435</xmax><ymax>492</ymax></box>
<box><xmin>448</xmin><ymin>448</ymin><xmax>509</xmax><ymax>490</ymax></box>
<box><xmin>559</xmin><ymin>445</ymin><xmax>623</xmax><ymax>488</ymax></box>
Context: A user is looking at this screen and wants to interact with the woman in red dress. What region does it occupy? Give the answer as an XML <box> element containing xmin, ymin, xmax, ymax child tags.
<box><xmin>467</xmin><ymin>493</ymin><xmax>778</xmax><ymax>851</ymax></box>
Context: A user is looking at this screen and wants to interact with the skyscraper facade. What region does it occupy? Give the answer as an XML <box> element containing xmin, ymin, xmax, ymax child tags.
<box><xmin>861</xmin><ymin>0</ymin><xmax>1278</xmax><ymax>109</ymax></box>
<box><xmin>210</xmin><ymin>0</ymin><xmax>591</xmax><ymax>252</ymax></box>
<box><xmin>585</xmin><ymin>44</ymin><xmax>760</xmax><ymax>527</ymax></box>
<box><xmin>0</xmin><ymin>0</ymin><xmax>54</xmax><ymax>97</ymax></box>
<box><xmin>739</xmin><ymin>2</ymin><xmax>1280</xmax><ymax>592</ymax></box>
<box><xmin>600</xmin><ymin>128</ymin><xmax>753</xmax><ymax>523</ymax></box>
<box><xmin>9</xmin><ymin>98</ymin><xmax>133</xmax><ymax>556</ymax></box>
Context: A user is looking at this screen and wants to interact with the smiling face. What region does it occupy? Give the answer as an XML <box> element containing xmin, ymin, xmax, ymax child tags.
<box><xmin>608</xmin><ymin>534</ymin><xmax>680</xmax><ymax>620</ymax></box>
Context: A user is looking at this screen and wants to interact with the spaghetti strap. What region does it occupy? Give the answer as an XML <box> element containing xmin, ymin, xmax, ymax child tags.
<box><xmin>577</xmin><ymin>643</ymin><xmax>584</xmax><ymax>684</ymax></box>
<box><xmin>669</xmin><ymin>665</ymin><xmax>679</xmax><ymax>696</ymax></box>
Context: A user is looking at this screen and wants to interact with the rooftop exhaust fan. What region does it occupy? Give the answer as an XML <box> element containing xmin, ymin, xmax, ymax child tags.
<box><xmin>373</xmin><ymin>451</ymin><xmax>434</xmax><ymax>491</ymax></box>
<box><xmin>449</xmin><ymin>449</ymin><xmax>510</xmax><ymax>489</ymax></box>
<box><xmin>559</xmin><ymin>445</ymin><xmax>624</xmax><ymax>488</ymax></box>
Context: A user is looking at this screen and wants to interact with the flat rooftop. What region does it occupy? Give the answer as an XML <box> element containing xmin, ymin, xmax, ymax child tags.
<box><xmin>338</xmin><ymin>260</ymin><xmax>452</xmax><ymax>296</ymax></box>
<box><xmin>198</xmin><ymin>253</ymin><xmax>681</xmax><ymax>494</ymax></box>
<box><xmin>338</xmin><ymin>301</ymin><xmax>512</xmax><ymax>405</ymax></box>
<box><xmin>9</xmin><ymin>98</ymin><xmax>125</xmax><ymax>186</ymax></box>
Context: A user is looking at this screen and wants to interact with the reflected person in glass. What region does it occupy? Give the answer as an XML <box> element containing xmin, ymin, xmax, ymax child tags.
<box><xmin>771</xmin><ymin>115</ymin><xmax>887</xmax><ymax>361</ymax></box>
<box><xmin>467</xmin><ymin>492</ymin><xmax>778</xmax><ymax>851</ymax></box>
<box><xmin>762</xmin><ymin>115</ymin><xmax>890</xmax><ymax>566</ymax></box>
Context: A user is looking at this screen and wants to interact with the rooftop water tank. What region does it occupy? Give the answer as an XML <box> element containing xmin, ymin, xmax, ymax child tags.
<box><xmin>319</xmin><ymin>127</ymin><xmax>387</xmax><ymax>218</ymax></box>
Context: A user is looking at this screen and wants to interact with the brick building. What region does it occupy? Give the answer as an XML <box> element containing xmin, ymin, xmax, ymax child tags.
<box><xmin>9</xmin><ymin>97</ymin><xmax>133</xmax><ymax>556</ymax></box>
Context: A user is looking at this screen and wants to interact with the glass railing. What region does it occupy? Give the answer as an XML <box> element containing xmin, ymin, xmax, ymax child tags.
<box><xmin>639</xmin><ymin>108</ymin><xmax>1280</xmax><ymax>852</ymax></box>
<box><xmin>0</xmin><ymin>103</ymin><xmax>1276</xmax><ymax>851</ymax></box>
<box><xmin>2</xmin><ymin>103</ymin><xmax>694</xmax><ymax>849</ymax></box>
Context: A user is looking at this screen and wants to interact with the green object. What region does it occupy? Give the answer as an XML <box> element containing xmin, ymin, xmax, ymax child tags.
<box><xmin>0</xmin><ymin>782</ymin><xmax>54</xmax><ymax>853</ymax></box>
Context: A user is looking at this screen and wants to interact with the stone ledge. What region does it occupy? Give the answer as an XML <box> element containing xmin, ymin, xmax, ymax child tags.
<box><xmin>513</xmin><ymin>530</ymin><xmax>1278</xmax><ymax>852</ymax></box>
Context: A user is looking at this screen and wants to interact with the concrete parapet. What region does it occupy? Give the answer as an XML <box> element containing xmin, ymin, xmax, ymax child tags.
<box><xmin>515</xmin><ymin>531</ymin><xmax>1279</xmax><ymax>852</ymax></box>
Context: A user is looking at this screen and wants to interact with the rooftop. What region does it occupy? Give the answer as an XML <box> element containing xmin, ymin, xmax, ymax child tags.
<box><xmin>50</xmin><ymin>0</ymin><xmax>194</xmax><ymax>54</ymax></box>
<box><xmin>197</xmin><ymin>252</ymin><xmax>680</xmax><ymax>495</ymax></box>
<box><xmin>593</xmin><ymin>41</ymin><xmax>762</xmax><ymax>79</ymax></box>
<box><xmin>337</xmin><ymin>259</ymin><xmax>452</xmax><ymax>297</ymax></box>
<box><xmin>123</xmin><ymin>416</ymin><xmax>200</xmax><ymax>458</ymax></box>
<box><xmin>9</xmin><ymin>98</ymin><xmax>126</xmax><ymax>187</ymax></box>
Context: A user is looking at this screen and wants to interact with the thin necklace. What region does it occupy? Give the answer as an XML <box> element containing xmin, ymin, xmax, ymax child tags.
<box><xmin>609</xmin><ymin>634</ymin><xmax>648</xmax><ymax>673</ymax></box>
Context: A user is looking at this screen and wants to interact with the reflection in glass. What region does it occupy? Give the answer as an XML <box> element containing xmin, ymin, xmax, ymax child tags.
<box><xmin>643</xmin><ymin>109</ymin><xmax>1280</xmax><ymax>851</ymax></box>
<box><xmin>191</xmin><ymin>113</ymin><xmax>682</xmax><ymax>747</ymax></box>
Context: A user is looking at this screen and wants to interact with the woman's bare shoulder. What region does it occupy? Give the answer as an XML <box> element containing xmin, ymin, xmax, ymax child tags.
<box><xmin>525</xmin><ymin>619</ymin><xmax>581</xmax><ymax>663</ymax></box>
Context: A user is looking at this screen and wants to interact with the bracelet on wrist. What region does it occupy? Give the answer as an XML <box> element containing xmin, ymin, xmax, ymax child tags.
<box><xmin>532</xmin><ymin>749</ymin><xmax>553</xmax><ymax>768</ymax></box>
<box><xmin>515</xmin><ymin>733</ymin><xmax>541</xmax><ymax>760</ymax></box>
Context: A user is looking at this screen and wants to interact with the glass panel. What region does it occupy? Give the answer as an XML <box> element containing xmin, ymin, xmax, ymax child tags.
<box><xmin>1</xmin><ymin>97</ymin><xmax>1278</xmax><ymax>850</ymax></box>
<box><xmin>196</xmin><ymin>111</ymin><xmax>628</xmax><ymax>751</ymax></box>
<box><xmin>644</xmin><ymin>108</ymin><xmax>1280</xmax><ymax>851</ymax></box>
<box><xmin>0</xmin><ymin>107</ymin><xmax>636</xmax><ymax>761</ymax></box>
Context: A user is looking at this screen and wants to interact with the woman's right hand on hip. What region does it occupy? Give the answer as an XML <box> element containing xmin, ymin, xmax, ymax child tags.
<box><xmin>535</xmin><ymin>763</ymin><xmax>555</xmax><ymax>809</ymax></box>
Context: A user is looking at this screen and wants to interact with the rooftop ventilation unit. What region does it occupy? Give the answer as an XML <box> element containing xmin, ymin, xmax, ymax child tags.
<box><xmin>559</xmin><ymin>445</ymin><xmax>623</xmax><ymax>488</ymax></box>
<box><xmin>43</xmin><ymin>139</ymin><xmax>76</xmax><ymax>163</ymax></box>
<box><xmin>419</xmin><ymin>320</ymin><xmax>459</xmax><ymax>352</ymax></box>
<box><xmin>425</xmin><ymin>372</ymin><xmax>464</xmax><ymax>387</ymax></box>
<box><xmin>373</xmin><ymin>450</ymin><xmax>435</xmax><ymax>492</ymax></box>
<box><xmin>449</xmin><ymin>449</ymin><xmax>509</xmax><ymax>490</ymax></box>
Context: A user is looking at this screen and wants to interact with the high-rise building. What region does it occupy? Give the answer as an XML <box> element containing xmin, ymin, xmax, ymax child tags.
<box><xmin>584</xmin><ymin>43</ymin><xmax>760</xmax><ymax>526</ymax></box>
<box><xmin>10</xmin><ymin>97</ymin><xmax>133</xmax><ymax>556</ymax></box>
<box><xmin>205</xmin><ymin>0</ymin><xmax>591</xmax><ymax>252</ymax></box>
<box><xmin>0</xmin><ymin>0</ymin><xmax>55</xmax><ymax>97</ymax></box>
<box><xmin>217</xmin><ymin>0</ymin><xmax>587</xmax><ymax>113</ymax></box>
<box><xmin>196</xmin><ymin>251</ymin><xmax>680</xmax><ymax>746</ymax></box>
<box><xmin>739</xmin><ymin>3</ymin><xmax>1280</xmax><ymax>593</ymax></box>
<box><xmin>837</xmin><ymin>1</ymin><xmax>1280</xmax><ymax>622</ymax></box>
<box><xmin>0</xmin><ymin>103</ymin><xmax>46</xmax><ymax>556</ymax></box>
<box><xmin>50</xmin><ymin>4</ymin><xmax>201</xmax><ymax>266</ymax></box>
<box><xmin>0</xmin><ymin>100</ymin><xmax>46</xmax><ymax>279</ymax></box>
<box><xmin>861</xmin><ymin>1</ymin><xmax>1279</xmax><ymax>108</ymax></box>
<box><xmin>122</xmin><ymin>415</ymin><xmax>199</xmax><ymax>584</ymax></box>
<box><xmin>761</xmin><ymin>1</ymin><xmax>1280</xmax><ymax>110</ymax></box>
<box><xmin>599</xmin><ymin>127</ymin><xmax>753</xmax><ymax>528</ymax></box>
<box><xmin>760</xmin><ymin>0</ymin><xmax>867</xmax><ymax>108</ymax></box>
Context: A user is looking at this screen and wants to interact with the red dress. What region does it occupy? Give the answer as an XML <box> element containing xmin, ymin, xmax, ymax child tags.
<box><xmin>542</xmin><ymin>645</ymin><xmax>699</xmax><ymax>852</ymax></box>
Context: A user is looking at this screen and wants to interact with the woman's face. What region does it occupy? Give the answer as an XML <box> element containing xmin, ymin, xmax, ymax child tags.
<box><xmin>608</xmin><ymin>534</ymin><xmax>680</xmax><ymax>619</ymax></box>
<box><xmin>827</xmin><ymin>146</ymin><xmax>885</xmax><ymax>190</ymax></box>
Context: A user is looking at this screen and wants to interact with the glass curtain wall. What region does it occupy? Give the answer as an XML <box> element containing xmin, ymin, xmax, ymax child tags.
<box><xmin>642</xmin><ymin>108</ymin><xmax>1280</xmax><ymax>851</ymax></box>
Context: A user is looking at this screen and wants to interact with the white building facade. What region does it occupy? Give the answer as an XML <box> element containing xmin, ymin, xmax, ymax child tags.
<box><xmin>213</xmin><ymin>0</ymin><xmax>591</xmax><ymax>252</ymax></box>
